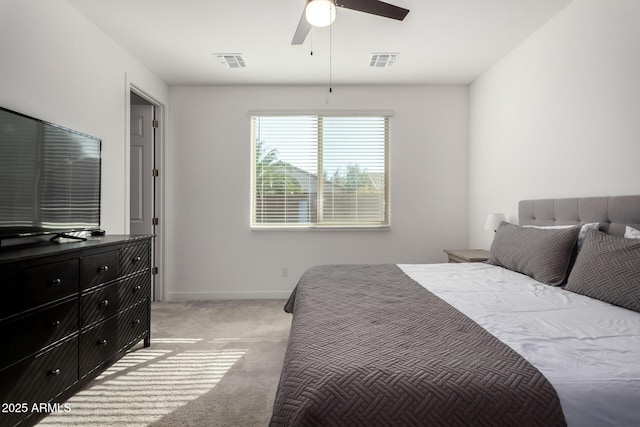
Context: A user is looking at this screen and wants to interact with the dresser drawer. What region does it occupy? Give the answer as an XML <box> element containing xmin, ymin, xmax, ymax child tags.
<box><xmin>80</xmin><ymin>275</ymin><xmax>149</xmax><ymax>328</ymax></box>
<box><xmin>117</xmin><ymin>301</ymin><xmax>149</xmax><ymax>350</ymax></box>
<box><xmin>0</xmin><ymin>271</ymin><xmax>19</xmax><ymax>320</ymax></box>
<box><xmin>79</xmin><ymin>302</ymin><xmax>148</xmax><ymax>378</ymax></box>
<box><xmin>121</xmin><ymin>273</ymin><xmax>151</xmax><ymax>307</ymax></box>
<box><xmin>23</xmin><ymin>259</ymin><xmax>79</xmax><ymax>310</ymax></box>
<box><xmin>121</xmin><ymin>243</ymin><xmax>151</xmax><ymax>276</ymax></box>
<box><xmin>79</xmin><ymin>314</ymin><xmax>120</xmax><ymax>377</ymax></box>
<box><xmin>80</xmin><ymin>281</ymin><xmax>121</xmax><ymax>327</ymax></box>
<box><xmin>0</xmin><ymin>336</ymin><xmax>78</xmax><ymax>424</ymax></box>
<box><xmin>80</xmin><ymin>250</ymin><xmax>120</xmax><ymax>290</ymax></box>
<box><xmin>1</xmin><ymin>299</ymin><xmax>78</xmax><ymax>368</ymax></box>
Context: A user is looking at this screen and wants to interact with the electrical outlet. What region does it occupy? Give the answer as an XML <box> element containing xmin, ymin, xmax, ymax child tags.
<box><xmin>281</xmin><ymin>266</ymin><xmax>289</xmax><ymax>277</ymax></box>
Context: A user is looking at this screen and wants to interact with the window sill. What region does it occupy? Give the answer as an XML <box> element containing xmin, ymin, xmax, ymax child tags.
<box><xmin>250</xmin><ymin>225</ymin><xmax>390</xmax><ymax>232</ymax></box>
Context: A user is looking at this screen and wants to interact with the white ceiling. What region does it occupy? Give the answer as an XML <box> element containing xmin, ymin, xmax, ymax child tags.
<box><xmin>66</xmin><ymin>0</ymin><xmax>573</xmax><ymax>86</ymax></box>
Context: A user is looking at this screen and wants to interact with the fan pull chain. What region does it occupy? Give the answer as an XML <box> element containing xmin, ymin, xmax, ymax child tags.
<box><xmin>329</xmin><ymin>15</ymin><xmax>333</xmax><ymax>93</ymax></box>
<box><xmin>310</xmin><ymin>31</ymin><xmax>313</xmax><ymax>56</ymax></box>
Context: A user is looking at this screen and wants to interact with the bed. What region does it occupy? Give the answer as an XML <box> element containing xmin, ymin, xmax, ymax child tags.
<box><xmin>270</xmin><ymin>195</ymin><xmax>640</xmax><ymax>427</ymax></box>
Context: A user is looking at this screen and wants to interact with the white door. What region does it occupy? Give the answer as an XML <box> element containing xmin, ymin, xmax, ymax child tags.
<box><xmin>130</xmin><ymin>104</ymin><xmax>154</xmax><ymax>235</ymax></box>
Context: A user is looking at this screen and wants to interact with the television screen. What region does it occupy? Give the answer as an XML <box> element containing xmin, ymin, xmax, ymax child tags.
<box><xmin>0</xmin><ymin>107</ymin><xmax>101</xmax><ymax>240</ymax></box>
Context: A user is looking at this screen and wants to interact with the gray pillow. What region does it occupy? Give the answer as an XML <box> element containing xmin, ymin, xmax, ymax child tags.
<box><xmin>565</xmin><ymin>230</ymin><xmax>640</xmax><ymax>313</ymax></box>
<box><xmin>488</xmin><ymin>222</ymin><xmax>579</xmax><ymax>286</ymax></box>
<box><xmin>524</xmin><ymin>222</ymin><xmax>598</xmax><ymax>252</ymax></box>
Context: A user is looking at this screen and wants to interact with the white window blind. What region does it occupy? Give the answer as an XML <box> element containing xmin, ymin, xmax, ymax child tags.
<box><xmin>251</xmin><ymin>114</ymin><xmax>390</xmax><ymax>228</ymax></box>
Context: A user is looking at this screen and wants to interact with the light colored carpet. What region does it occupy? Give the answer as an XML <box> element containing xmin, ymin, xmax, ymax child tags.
<box><xmin>38</xmin><ymin>300</ymin><xmax>291</xmax><ymax>427</ymax></box>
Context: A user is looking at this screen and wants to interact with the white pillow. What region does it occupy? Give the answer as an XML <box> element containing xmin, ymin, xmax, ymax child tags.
<box><xmin>625</xmin><ymin>226</ymin><xmax>640</xmax><ymax>239</ymax></box>
<box><xmin>576</xmin><ymin>223</ymin><xmax>600</xmax><ymax>251</ymax></box>
<box><xmin>523</xmin><ymin>223</ymin><xmax>599</xmax><ymax>252</ymax></box>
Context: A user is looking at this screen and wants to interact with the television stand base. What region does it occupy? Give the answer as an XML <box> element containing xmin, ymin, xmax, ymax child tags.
<box><xmin>50</xmin><ymin>233</ymin><xmax>87</xmax><ymax>243</ymax></box>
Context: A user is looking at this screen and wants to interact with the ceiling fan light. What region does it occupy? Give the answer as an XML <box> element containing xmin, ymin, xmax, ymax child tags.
<box><xmin>305</xmin><ymin>0</ymin><xmax>336</xmax><ymax>28</ymax></box>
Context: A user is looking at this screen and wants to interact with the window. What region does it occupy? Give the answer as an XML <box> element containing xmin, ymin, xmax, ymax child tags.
<box><xmin>251</xmin><ymin>114</ymin><xmax>390</xmax><ymax>228</ymax></box>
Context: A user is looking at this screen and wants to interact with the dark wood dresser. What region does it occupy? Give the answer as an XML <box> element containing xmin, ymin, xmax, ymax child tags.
<box><xmin>0</xmin><ymin>235</ymin><xmax>152</xmax><ymax>427</ymax></box>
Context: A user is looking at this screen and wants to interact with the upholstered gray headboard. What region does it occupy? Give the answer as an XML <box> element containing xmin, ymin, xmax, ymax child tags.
<box><xmin>519</xmin><ymin>195</ymin><xmax>640</xmax><ymax>236</ymax></box>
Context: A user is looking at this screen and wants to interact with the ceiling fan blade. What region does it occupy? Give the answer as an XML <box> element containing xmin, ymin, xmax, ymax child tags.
<box><xmin>336</xmin><ymin>0</ymin><xmax>409</xmax><ymax>21</ymax></box>
<box><xmin>291</xmin><ymin>8</ymin><xmax>313</xmax><ymax>45</ymax></box>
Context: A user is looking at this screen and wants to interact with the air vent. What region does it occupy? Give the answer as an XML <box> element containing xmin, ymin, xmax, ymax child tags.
<box><xmin>215</xmin><ymin>54</ymin><xmax>246</xmax><ymax>68</ymax></box>
<box><xmin>369</xmin><ymin>53</ymin><xmax>398</xmax><ymax>68</ymax></box>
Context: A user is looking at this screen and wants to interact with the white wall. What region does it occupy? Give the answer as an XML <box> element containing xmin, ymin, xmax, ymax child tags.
<box><xmin>0</xmin><ymin>0</ymin><xmax>168</xmax><ymax>233</ymax></box>
<box><xmin>469</xmin><ymin>0</ymin><xmax>640</xmax><ymax>249</ymax></box>
<box><xmin>167</xmin><ymin>85</ymin><xmax>468</xmax><ymax>299</ymax></box>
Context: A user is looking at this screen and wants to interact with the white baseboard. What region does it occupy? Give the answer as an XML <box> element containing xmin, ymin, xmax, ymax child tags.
<box><xmin>166</xmin><ymin>290</ymin><xmax>292</xmax><ymax>301</ymax></box>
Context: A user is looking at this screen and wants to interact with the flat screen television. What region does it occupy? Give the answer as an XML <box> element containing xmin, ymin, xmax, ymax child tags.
<box><xmin>0</xmin><ymin>106</ymin><xmax>101</xmax><ymax>243</ymax></box>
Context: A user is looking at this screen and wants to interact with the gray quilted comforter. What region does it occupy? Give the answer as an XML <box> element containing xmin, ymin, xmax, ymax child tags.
<box><xmin>270</xmin><ymin>264</ymin><xmax>566</xmax><ymax>427</ymax></box>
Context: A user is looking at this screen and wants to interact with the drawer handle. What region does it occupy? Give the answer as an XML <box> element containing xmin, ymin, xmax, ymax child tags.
<box><xmin>133</xmin><ymin>285</ymin><xmax>142</xmax><ymax>292</ymax></box>
<box><xmin>98</xmin><ymin>265</ymin><xmax>110</xmax><ymax>272</ymax></box>
<box><xmin>48</xmin><ymin>368</ymin><xmax>61</xmax><ymax>376</ymax></box>
<box><xmin>132</xmin><ymin>256</ymin><xmax>142</xmax><ymax>263</ymax></box>
<box><xmin>51</xmin><ymin>320</ymin><xmax>61</xmax><ymax>328</ymax></box>
<box><xmin>98</xmin><ymin>339</ymin><xmax>108</xmax><ymax>346</ymax></box>
<box><xmin>99</xmin><ymin>299</ymin><xmax>109</xmax><ymax>307</ymax></box>
<box><xmin>131</xmin><ymin>319</ymin><xmax>141</xmax><ymax>326</ymax></box>
<box><xmin>49</xmin><ymin>278</ymin><xmax>62</xmax><ymax>287</ymax></box>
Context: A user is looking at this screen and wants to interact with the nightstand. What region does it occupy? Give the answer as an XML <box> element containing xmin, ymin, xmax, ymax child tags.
<box><xmin>444</xmin><ymin>249</ymin><xmax>490</xmax><ymax>263</ymax></box>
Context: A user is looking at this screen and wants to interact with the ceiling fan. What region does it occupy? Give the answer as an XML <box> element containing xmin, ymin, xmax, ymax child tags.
<box><xmin>292</xmin><ymin>0</ymin><xmax>410</xmax><ymax>45</ymax></box>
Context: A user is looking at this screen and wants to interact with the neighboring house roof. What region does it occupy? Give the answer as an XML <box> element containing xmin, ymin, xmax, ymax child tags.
<box><xmin>277</xmin><ymin>161</ymin><xmax>317</xmax><ymax>194</ymax></box>
<box><xmin>367</xmin><ymin>172</ymin><xmax>385</xmax><ymax>191</ymax></box>
<box><xmin>276</xmin><ymin>161</ymin><xmax>385</xmax><ymax>194</ymax></box>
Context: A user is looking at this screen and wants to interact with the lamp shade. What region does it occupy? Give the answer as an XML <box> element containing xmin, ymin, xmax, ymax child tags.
<box><xmin>484</xmin><ymin>213</ymin><xmax>506</xmax><ymax>231</ymax></box>
<box><xmin>305</xmin><ymin>0</ymin><xmax>337</xmax><ymax>27</ymax></box>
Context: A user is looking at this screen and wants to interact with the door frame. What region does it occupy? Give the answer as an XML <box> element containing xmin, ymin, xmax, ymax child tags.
<box><xmin>125</xmin><ymin>79</ymin><xmax>166</xmax><ymax>301</ymax></box>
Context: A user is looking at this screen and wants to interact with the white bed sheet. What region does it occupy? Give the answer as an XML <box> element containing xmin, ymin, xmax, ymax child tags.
<box><xmin>398</xmin><ymin>262</ymin><xmax>640</xmax><ymax>427</ymax></box>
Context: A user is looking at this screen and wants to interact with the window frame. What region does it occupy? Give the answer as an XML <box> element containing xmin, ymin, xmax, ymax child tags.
<box><xmin>250</xmin><ymin>112</ymin><xmax>391</xmax><ymax>230</ymax></box>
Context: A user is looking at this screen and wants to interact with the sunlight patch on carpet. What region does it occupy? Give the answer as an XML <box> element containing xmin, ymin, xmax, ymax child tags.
<box><xmin>151</xmin><ymin>338</ymin><xmax>203</xmax><ymax>344</ymax></box>
<box><xmin>38</xmin><ymin>345</ymin><xmax>246</xmax><ymax>426</ymax></box>
<box><xmin>210</xmin><ymin>337</ymin><xmax>287</xmax><ymax>343</ymax></box>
